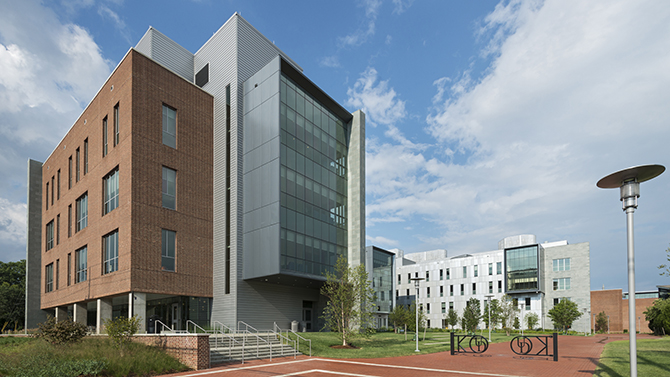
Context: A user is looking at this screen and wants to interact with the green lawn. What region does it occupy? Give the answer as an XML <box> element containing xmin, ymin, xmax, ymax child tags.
<box><xmin>0</xmin><ymin>336</ymin><xmax>189</xmax><ymax>377</ymax></box>
<box><xmin>594</xmin><ymin>336</ymin><xmax>670</xmax><ymax>377</ymax></box>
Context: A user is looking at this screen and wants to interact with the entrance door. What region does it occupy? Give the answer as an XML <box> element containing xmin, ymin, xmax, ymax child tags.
<box><xmin>302</xmin><ymin>300</ymin><xmax>313</xmax><ymax>331</ymax></box>
<box><xmin>171</xmin><ymin>303</ymin><xmax>180</xmax><ymax>330</ymax></box>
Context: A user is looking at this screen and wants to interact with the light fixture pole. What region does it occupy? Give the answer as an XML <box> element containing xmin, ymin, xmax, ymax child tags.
<box><xmin>410</xmin><ymin>277</ymin><xmax>425</xmax><ymax>352</ymax></box>
<box><xmin>519</xmin><ymin>302</ymin><xmax>524</xmax><ymax>336</ymax></box>
<box><xmin>607</xmin><ymin>315</ymin><xmax>610</xmax><ymax>334</ymax></box>
<box><xmin>584</xmin><ymin>309</ymin><xmax>589</xmax><ymax>336</ymax></box>
<box><xmin>485</xmin><ymin>295</ymin><xmax>494</xmax><ymax>342</ymax></box>
<box><xmin>598</xmin><ymin>164</ymin><xmax>665</xmax><ymax>377</ymax></box>
<box><xmin>638</xmin><ymin>316</ymin><xmax>641</xmax><ymax>334</ymax></box>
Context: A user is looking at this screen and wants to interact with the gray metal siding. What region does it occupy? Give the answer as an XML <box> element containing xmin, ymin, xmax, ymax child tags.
<box><xmin>134</xmin><ymin>28</ymin><xmax>152</xmax><ymax>57</ymax></box>
<box><xmin>135</xmin><ymin>28</ymin><xmax>194</xmax><ymax>83</ymax></box>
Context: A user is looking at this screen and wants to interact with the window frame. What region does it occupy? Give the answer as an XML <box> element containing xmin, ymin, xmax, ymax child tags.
<box><xmin>162</xmin><ymin>166</ymin><xmax>177</xmax><ymax>210</ymax></box>
<box><xmin>45</xmin><ymin>263</ymin><xmax>53</xmax><ymax>292</ymax></box>
<box><xmin>103</xmin><ymin>168</ymin><xmax>120</xmax><ymax>215</ymax></box>
<box><xmin>46</xmin><ymin>220</ymin><xmax>54</xmax><ymax>251</ymax></box>
<box><xmin>162</xmin><ymin>104</ymin><xmax>177</xmax><ymax>148</ymax></box>
<box><xmin>161</xmin><ymin>229</ymin><xmax>176</xmax><ymax>272</ymax></box>
<box><xmin>75</xmin><ymin>246</ymin><xmax>87</xmax><ymax>283</ymax></box>
<box><xmin>75</xmin><ymin>193</ymin><xmax>88</xmax><ymax>232</ymax></box>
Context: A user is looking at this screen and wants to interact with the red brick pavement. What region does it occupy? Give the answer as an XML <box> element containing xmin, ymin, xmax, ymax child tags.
<box><xmin>164</xmin><ymin>334</ymin><xmax>657</xmax><ymax>377</ymax></box>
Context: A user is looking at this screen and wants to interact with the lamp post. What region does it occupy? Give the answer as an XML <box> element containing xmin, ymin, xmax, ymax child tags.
<box><xmin>607</xmin><ymin>315</ymin><xmax>610</xmax><ymax>334</ymax></box>
<box><xmin>638</xmin><ymin>316</ymin><xmax>641</xmax><ymax>334</ymax></box>
<box><xmin>485</xmin><ymin>295</ymin><xmax>494</xmax><ymax>342</ymax></box>
<box><xmin>598</xmin><ymin>164</ymin><xmax>665</xmax><ymax>377</ymax></box>
<box><xmin>593</xmin><ymin>312</ymin><xmax>596</xmax><ymax>334</ymax></box>
<box><xmin>519</xmin><ymin>302</ymin><xmax>524</xmax><ymax>336</ymax></box>
<box><xmin>584</xmin><ymin>309</ymin><xmax>589</xmax><ymax>336</ymax></box>
<box><xmin>410</xmin><ymin>277</ymin><xmax>424</xmax><ymax>352</ymax></box>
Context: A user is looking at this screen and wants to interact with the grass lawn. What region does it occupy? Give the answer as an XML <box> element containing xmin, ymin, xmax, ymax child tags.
<box><xmin>594</xmin><ymin>336</ymin><xmax>670</xmax><ymax>377</ymax></box>
<box><xmin>0</xmin><ymin>336</ymin><xmax>189</xmax><ymax>377</ymax></box>
<box><xmin>288</xmin><ymin>330</ymin><xmax>535</xmax><ymax>358</ymax></box>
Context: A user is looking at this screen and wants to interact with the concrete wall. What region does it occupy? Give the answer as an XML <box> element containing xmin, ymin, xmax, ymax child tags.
<box><xmin>26</xmin><ymin>159</ymin><xmax>47</xmax><ymax>329</ymax></box>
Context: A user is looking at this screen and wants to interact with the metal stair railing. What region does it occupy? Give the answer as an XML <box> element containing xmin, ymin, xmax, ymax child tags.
<box><xmin>237</xmin><ymin>328</ymin><xmax>272</xmax><ymax>361</ymax></box>
<box><xmin>186</xmin><ymin>320</ymin><xmax>211</xmax><ymax>334</ymax></box>
<box><xmin>289</xmin><ymin>329</ymin><xmax>312</xmax><ymax>357</ymax></box>
<box><xmin>154</xmin><ymin>320</ymin><xmax>173</xmax><ymax>334</ymax></box>
<box><xmin>210</xmin><ymin>321</ymin><xmax>244</xmax><ymax>364</ymax></box>
<box><xmin>273</xmin><ymin>322</ymin><xmax>298</xmax><ymax>358</ymax></box>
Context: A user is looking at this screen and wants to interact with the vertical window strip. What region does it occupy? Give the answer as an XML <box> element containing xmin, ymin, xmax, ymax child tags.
<box><xmin>76</xmin><ymin>147</ymin><xmax>80</xmax><ymax>182</ymax></box>
<box><xmin>103</xmin><ymin>169</ymin><xmax>119</xmax><ymax>214</ymax></box>
<box><xmin>46</xmin><ymin>182</ymin><xmax>49</xmax><ymax>210</ymax></box>
<box><xmin>84</xmin><ymin>139</ymin><xmax>88</xmax><ymax>174</ymax></box>
<box><xmin>51</xmin><ymin>176</ymin><xmax>54</xmax><ymax>205</ymax></box>
<box><xmin>45</xmin><ymin>264</ymin><xmax>53</xmax><ymax>292</ymax></box>
<box><xmin>225</xmin><ymin>84</ymin><xmax>231</xmax><ymax>294</ymax></box>
<box><xmin>162</xmin><ymin>229</ymin><xmax>176</xmax><ymax>271</ymax></box>
<box><xmin>76</xmin><ymin>246</ymin><xmax>87</xmax><ymax>283</ymax></box>
<box><xmin>68</xmin><ymin>156</ymin><xmax>72</xmax><ymax>189</ymax></box>
<box><xmin>76</xmin><ymin>194</ymin><xmax>88</xmax><ymax>232</ymax></box>
<box><xmin>103</xmin><ymin>230</ymin><xmax>119</xmax><ymax>274</ymax></box>
<box><xmin>67</xmin><ymin>253</ymin><xmax>71</xmax><ymax>286</ymax></box>
<box><xmin>114</xmin><ymin>104</ymin><xmax>119</xmax><ymax>146</ymax></box>
<box><xmin>102</xmin><ymin>117</ymin><xmax>108</xmax><ymax>157</ymax></box>
<box><xmin>161</xmin><ymin>167</ymin><xmax>176</xmax><ymax>209</ymax></box>
<box><xmin>162</xmin><ymin>105</ymin><xmax>176</xmax><ymax>148</ymax></box>
<box><xmin>57</xmin><ymin>170</ymin><xmax>60</xmax><ymax>199</ymax></box>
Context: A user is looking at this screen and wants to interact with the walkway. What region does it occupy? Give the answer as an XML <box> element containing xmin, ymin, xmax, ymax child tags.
<box><xmin>164</xmin><ymin>334</ymin><xmax>654</xmax><ymax>377</ymax></box>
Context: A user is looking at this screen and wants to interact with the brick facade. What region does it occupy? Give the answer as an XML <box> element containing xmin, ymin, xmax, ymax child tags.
<box><xmin>40</xmin><ymin>49</ymin><xmax>213</xmax><ymax>310</ymax></box>
<box><xmin>591</xmin><ymin>289</ymin><xmax>655</xmax><ymax>333</ymax></box>
<box><xmin>131</xmin><ymin>334</ymin><xmax>210</xmax><ymax>370</ymax></box>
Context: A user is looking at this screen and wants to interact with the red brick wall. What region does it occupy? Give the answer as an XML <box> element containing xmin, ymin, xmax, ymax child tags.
<box><xmin>591</xmin><ymin>289</ymin><xmax>656</xmax><ymax>333</ymax></box>
<box><xmin>131</xmin><ymin>334</ymin><xmax>210</xmax><ymax>370</ymax></box>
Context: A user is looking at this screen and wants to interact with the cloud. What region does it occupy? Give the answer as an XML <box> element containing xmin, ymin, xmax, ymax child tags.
<box><xmin>319</xmin><ymin>55</ymin><xmax>341</xmax><ymax>68</ymax></box>
<box><xmin>97</xmin><ymin>3</ymin><xmax>132</xmax><ymax>44</ymax></box>
<box><xmin>339</xmin><ymin>0</ymin><xmax>382</xmax><ymax>47</ymax></box>
<box><xmin>392</xmin><ymin>0</ymin><xmax>414</xmax><ymax>15</ymax></box>
<box><xmin>346</xmin><ymin>67</ymin><xmax>406</xmax><ymax>127</ymax></box>
<box><xmin>366</xmin><ymin>235</ymin><xmax>399</xmax><ymax>248</ymax></box>
<box><xmin>0</xmin><ymin>0</ymin><xmax>111</xmax><ymax>261</ymax></box>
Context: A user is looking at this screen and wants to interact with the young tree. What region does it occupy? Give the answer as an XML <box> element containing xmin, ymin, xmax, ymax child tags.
<box><xmin>499</xmin><ymin>295</ymin><xmax>519</xmax><ymax>336</ymax></box>
<box><xmin>595</xmin><ymin>311</ymin><xmax>608</xmax><ymax>333</ymax></box>
<box><xmin>407</xmin><ymin>302</ymin><xmax>427</xmax><ymax>332</ymax></box>
<box><xmin>483</xmin><ymin>299</ymin><xmax>502</xmax><ymax>330</ymax></box>
<box><xmin>548</xmin><ymin>299</ymin><xmax>582</xmax><ymax>333</ymax></box>
<box><xmin>659</xmin><ymin>244</ymin><xmax>670</xmax><ymax>277</ymax></box>
<box><xmin>0</xmin><ymin>260</ymin><xmax>26</xmax><ymax>331</ymax></box>
<box><xmin>513</xmin><ymin>316</ymin><xmax>520</xmax><ymax>330</ymax></box>
<box><xmin>525</xmin><ymin>312</ymin><xmax>539</xmax><ymax>330</ymax></box>
<box><xmin>389</xmin><ymin>305</ymin><xmax>409</xmax><ymax>337</ymax></box>
<box><xmin>446</xmin><ymin>308</ymin><xmax>459</xmax><ymax>332</ymax></box>
<box><xmin>644</xmin><ymin>298</ymin><xmax>670</xmax><ymax>336</ymax></box>
<box><xmin>321</xmin><ymin>255</ymin><xmax>376</xmax><ymax>346</ymax></box>
<box><xmin>462</xmin><ymin>298</ymin><xmax>482</xmax><ymax>333</ymax></box>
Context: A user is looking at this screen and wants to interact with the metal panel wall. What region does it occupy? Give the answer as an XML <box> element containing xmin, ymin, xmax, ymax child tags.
<box><xmin>135</xmin><ymin>27</ymin><xmax>194</xmax><ymax>83</ymax></box>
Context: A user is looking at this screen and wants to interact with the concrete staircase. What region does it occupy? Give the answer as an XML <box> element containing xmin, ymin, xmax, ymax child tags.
<box><xmin>209</xmin><ymin>332</ymin><xmax>300</xmax><ymax>364</ymax></box>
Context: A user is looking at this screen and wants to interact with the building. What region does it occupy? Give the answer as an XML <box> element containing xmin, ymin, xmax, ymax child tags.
<box><xmin>394</xmin><ymin>235</ymin><xmax>591</xmax><ymax>332</ymax></box>
<box><xmin>590</xmin><ymin>288</ymin><xmax>661</xmax><ymax>333</ymax></box>
<box><xmin>365</xmin><ymin>246</ymin><xmax>396</xmax><ymax>329</ymax></box>
<box><xmin>26</xmin><ymin>13</ymin><xmax>365</xmax><ymax>333</ymax></box>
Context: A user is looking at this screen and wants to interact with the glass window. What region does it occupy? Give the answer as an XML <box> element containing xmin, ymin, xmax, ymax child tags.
<box><xmin>440</xmin><ymin>269</ymin><xmax>444</xmax><ymax>280</ymax></box>
<box><xmin>440</xmin><ymin>286</ymin><xmax>444</xmax><ymax>297</ymax></box>
<box><xmin>162</xmin><ymin>229</ymin><xmax>176</xmax><ymax>271</ymax></box>
<box><xmin>553</xmin><ymin>258</ymin><xmax>571</xmax><ymax>271</ymax></box>
<box><xmin>103</xmin><ymin>230</ymin><xmax>118</xmax><ymax>274</ymax></box>
<box><xmin>398</xmin><ymin>274</ymin><xmax>401</xmax><ymax>285</ymax></box>
<box><xmin>114</xmin><ymin>104</ymin><xmax>120</xmax><ymax>146</ymax></box>
<box><xmin>446</xmin><ymin>268</ymin><xmax>450</xmax><ymax>280</ymax></box>
<box><xmin>505</xmin><ymin>246</ymin><xmax>539</xmax><ymax>292</ymax></box>
<box><xmin>489</xmin><ymin>281</ymin><xmax>493</xmax><ymax>294</ymax></box>
<box><xmin>103</xmin><ymin>168</ymin><xmax>119</xmax><ymax>215</ymax></box>
<box><xmin>46</xmin><ymin>220</ymin><xmax>54</xmax><ymax>251</ymax></box>
<box><xmin>463</xmin><ymin>266</ymin><xmax>467</xmax><ymax>278</ymax></box>
<box><xmin>76</xmin><ymin>147</ymin><xmax>80</xmax><ymax>182</ymax></box>
<box><xmin>57</xmin><ymin>170</ymin><xmax>60</xmax><ymax>199</ymax></box>
<box><xmin>75</xmin><ymin>246</ymin><xmax>87</xmax><ymax>283</ymax></box>
<box><xmin>525</xmin><ymin>297</ymin><xmax>531</xmax><ymax>310</ymax></box>
<box><xmin>75</xmin><ymin>193</ymin><xmax>88</xmax><ymax>232</ymax></box>
<box><xmin>442</xmin><ymin>302</ymin><xmax>446</xmax><ymax>314</ymax></box>
<box><xmin>162</xmin><ymin>167</ymin><xmax>176</xmax><ymax>209</ymax></box>
<box><xmin>68</xmin><ymin>156</ymin><xmax>72</xmax><ymax>189</ymax></box>
<box><xmin>426</xmin><ymin>271</ymin><xmax>430</xmax><ymax>281</ymax></box>
<box><xmin>472</xmin><ymin>282</ymin><xmax>477</xmax><ymax>295</ymax></box>
<box><xmin>45</xmin><ymin>263</ymin><xmax>53</xmax><ymax>292</ymax></box>
<box><xmin>498</xmin><ymin>280</ymin><xmax>502</xmax><ymax>293</ymax></box>
<box><xmin>427</xmin><ymin>287</ymin><xmax>430</xmax><ymax>298</ymax></box>
<box><xmin>426</xmin><ymin>303</ymin><xmax>430</xmax><ymax>314</ymax></box>
<box><xmin>474</xmin><ymin>265</ymin><xmax>478</xmax><ymax>277</ymax></box>
<box><xmin>449</xmin><ymin>302</ymin><xmax>454</xmax><ymax>310</ymax></box>
<box><xmin>103</xmin><ymin>117</ymin><xmax>108</xmax><ymax>157</ymax></box>
<box><xmin>460</xmin><ymin>284</ymin><xmax>464</xmax><ymax>296</ymax></box>
<box><xmin>497</xmin><ymin>262</ymin><xmax>502</xmax><ymax>275</ymax></box>
<box><xmin>450</xmin><ymin>285</ymin><xmax>453</xmax><ymax>296</ymax></box>
<box><xmin>162</xmin><ymin>105</ymin><xmax>177</xmax><ymax>148</ymax></box>
<box><xmin>553</xmin><ymin>277</ymin><xmax>571</xmax><ymax>290</ymax></box>
<box><xmin>84</xmin><ymin>139</ymin><xmax>88</xmax><ymax>174</ymax></box>
<box><xmin>489</xmin><ymin>263</ymin><xmax>493</xmax><ymax>275</ymax></box>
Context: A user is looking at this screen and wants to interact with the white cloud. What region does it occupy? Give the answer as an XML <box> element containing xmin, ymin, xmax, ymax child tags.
<box><xmin>366</xmin><ymin>235</ymin><xmax>399</xmax><ymax>248</ymax></box>
<box><xmin>0</xmin><ymin>198</ymin><xmax>26</xmax><ymax>245</ymax></box>
<box><xmin>319</xmin><ymin>55</ymin><xmax>341</xmax><ymax>68</ymax></box>
<box><xmin>346</xmin><ymin>67</ymin><xmax>406</xmax><ymax>127</ymax></box>
<box><xmin>338</xmin><ymin>0</ymin><xmax>382</xmax><ymax>47</ymax></box>
<box><xmin>392</xmin><ymin>0</ymin><xmax>414</xmax><ymax>15</ymax></box>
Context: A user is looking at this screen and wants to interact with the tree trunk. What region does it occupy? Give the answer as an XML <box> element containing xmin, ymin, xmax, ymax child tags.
<box><xmin>404</xmin><ymin>324</ymin><xmax>407</xmax><ymax>340</ymax></box>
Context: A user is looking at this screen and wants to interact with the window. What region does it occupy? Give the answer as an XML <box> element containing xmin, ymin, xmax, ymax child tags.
<box><xmin>67</xmin><ymin>253</ymin><xmax>71</xmax><ymax>286</ymax></box>
<box><xmin>162</xmin><ymin>167</ymin><xmax>176</xmax><ymax>209</ymax></box>
<box><xmin>426</xmin><ymin>303</ymin><xmax>430</xmax><ymax>314</ymax></box>
<box><xmin>67</xmin><ymin>205</ymin><xmax>72</xmax><ymax>237</ymax></box>
<box><xmin>450</xmin><ymin>285</ymin><xmax>453</xmax><ymax>296</ymax></box>
<box><xmin>57</xmin><ymin>169</ymin><xmax>60</xmax><ymax>199</ymax></box>
<box><xmin>46</xmin><ymin>220</ymin><xmax>54</xmax><ymax>251</ymax></box>
<box><xmin>406</xmin><ymin>289</ymin><xmax>410</xmax><ymax>296</ymax></box>
<box><xmin>84</xmin><ymin>139</ymin><xmax>88</xmax><ymax>174</ymax></box>
<box><xmin>396</xmin><ymin>290</ymin><xmax>398</xmax><ymax>297</ymax></box>
<box><xmin>415</xmin><ymin>272</ymin><xmax>418</xmax><ymax>278</ymax></box>
<box><xmin>553</xmin><ymin>298</ymin><xmax>559</xmax><ymax>306</ymax></box>
<box><xmin>407</xmin><ymin>273</ymin><xmax>411</xmax><ymax>282</ymax></box>
<box><xmin>525</xmin><ymin>297</ymin><xmax>531</xmax><ymax>311</ymax></box>
<box><xmin>45</xmin><ymin>182</ymin><xmax>49</xmax><ymax>210</ymax></box>
<box><xmin>489</xmin><ymin>263</ymin><xmax>493</xmax><ymax>275</ymax></box>
<box><xmin>463</xmin><ymin>266</ymin><xmax>467</xmax><ymax>278</ymax></box>
<box><xmin>398</xmin><ymin>274</ymin><xmax>401</xmax><ymax>285</ymax></box>
<box><xmin>103</xmin><ymin>117</ymin><xmax>108</xmax><ymax>157</ymax></box>
<box><xmin>427</xmin><ymin>287</ymin><xmax>430</xmax><ymax>298</ymax></box>
<box><xmin>472</xmin><ymin>282</ymin><xmax>477</xmax><ymax>295</ymax></box>
<box><xmin>441</xmin><ymin>302</ymin><xmax>446</xmax><ymax>314</ymax></box>
<box><xmin>75</xmin><ymin>246</ymin><xmax>87</xmax><ymax>283</ymax></box>
<box><xmin>460</xmin><ymin>284</ymin><xmax>464</xmax><ymax>296</ymax></box>
<box><xmin>446</xmin><ymin>268</ymin><xmax>450</xmax><ymax>280</ymax></box>
<box><xmin>45</xmin><ymin>263</ymin><xmax>53</xmax><ymax>292</ymax></box>
<box><xmin>553</xmin><ymin>258</ymin><xmax>571</xmax><ymax>271</ymax></box>
<box><xmin>426</xmin><ymin>271</ymin><xmax>429</xmax><ymax>282</ymax></box>
<box><xmin>497</xmin><ymin>262</ymin><xmax>502</xmax><ymax>275</ymax></box>
<box><xmin>56</xmin><ymin>215</ymin><xmax>60</xmax><ymax>245</ymax></box>
<box><xmin>162</xmin><ymin>229</ymin><xmax>176</xmax><ymax>271</ymax></box>
<box><xmin>76</xmin><ymin>147</ymin><xmax>80</xmax><ymax>182</ymax></box>
<box><xmin>498</xmin><ymin>280</ymin><xmax>502</xmax><ymax>293</ymax></box>
<box><xmin>75</xmin><ymin>193</ymin><xmax>88</xmax><ymax>232</ymax></box>
<box><xmin>114</xmin><ymin>104</ymin><xmax>119</xmax><ymax>146</ymax></box>
<box><xmin>68</xmin><ymin>156</ymin><xmax>72</xmax><ymax>189</ymax></box>
<box><xmin>474</xmin><ymin>265</ymin><xmax>478</xmax><ymax>277</ymax></box>
<box><xmin>103</xmin><ymin>230</ymin><xmax>119</xmax><ymax>274</ymax></box>
<box><xmin>103</xmin><ymin>168</ymin><xmax>119</xmax><ymax>215</ymax></box>
<box><xmin>55</xmin><ymin>259</ymin><xmax>59</xmax><ymax>290</ymax></box>
<box><xmin>440</xmin><ymin>269</ymin><xmax>444</xmax><ymax>280</ymax></box>
<box><xmin>162</xmin><ymin>105</ymin><xmax>177</xmax><ymax>148</ymax></box>
<box><xmin>51</xmin><ymin>176</ymin><xmax>54</xmax><ymax>205</ymax></box>
<box><xmin>489</xmin><ymin>281</ymin><xmax>493</xmax><ymax>294</ymax></box>
<box><xmin>449</xmin><ymin>302</ymin><xmax>454</xmax><ymax>310</ymax></box>
<box><xmin>440</xmin><ymin>286</ymin><xmax>444</xmax><ymax>297</ymax></box>
<box><xmin>427</xmin><ymin>320</ymin><xmax>430</xmax><ymax>328</ymax></box>
<box><xmin>553</xmin><ymin>278</ymin><xmax>571</xmax><ymax>290</ymax></box>
<box><xmin>195</xmin><ymin>64</ymin><xmax>209</xmax><ymax>87</ymax></box>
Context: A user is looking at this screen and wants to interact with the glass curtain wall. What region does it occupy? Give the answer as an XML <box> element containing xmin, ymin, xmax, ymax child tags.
<box><xmin>505</xmin><ymin>245</ymin><xmax>539</xmax><ymax>292</ymax></box>
<box><xmin>279</xmin><ymin>74</ymin><xmax>348</xmax><ymax>276</ymax></box>
<box><xmin>373</xmin><ymin>250</ymin><xmax>393</xmax><ymax>312</ymax></box>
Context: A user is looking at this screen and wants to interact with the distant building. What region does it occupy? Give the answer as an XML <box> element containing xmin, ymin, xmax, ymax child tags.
<box><xmin>393</xmin><ymin>235</ymin><xmax>591</xmax><ymax>331</ymax></box>
<box><xmin>591</xmin><ymin>288</ymin><xmax>661</xmax><ymax>333</ymax></box>
<box><xmin>365</xmin><ymin>246</ymin><xmax>395</xmax><ymax>328</ymax></box>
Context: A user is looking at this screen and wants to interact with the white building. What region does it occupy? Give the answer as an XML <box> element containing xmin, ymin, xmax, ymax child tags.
<box><xmin>394</xmin><ymin>235</ymin><xmax>591</xmax><ymax>332</ymax></box>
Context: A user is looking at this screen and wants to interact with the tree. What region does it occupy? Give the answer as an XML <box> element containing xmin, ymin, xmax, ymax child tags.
<box><xmin>659</xmin><ymin>244</ymin><xmax>670</xmax><ymax>277</ymax></box>
<box><xmin>499</xmin><ymin>295</ymin><xmax>519</xmax><ymax>336</ymax></box>
<box><xmin>0</xmin><ymin>260</ymin><xmax>26</xmax><ymax>332</ymax></box>
<box><xmin>548</xmin><ymin>299</ymin><xmax>582</xmax><ymax>333</ymax></box>
<box><xmin>446</xmin><ymin>308</ymin><xmax>459</xmax><ymax>332</ymax></box>
<box><xmin>525</xmin><ymin>312</ymin><xmax>539</xmax><ymax>330</ymax></box>
<box><xmin>462</xmin><ymin>298</ymin><xmax>482</xmax><ymax>333</ymax></box>
<box><xmin>644</xmin><ymin>298</ymin><xmax>670</xmax><ymax>336</ymax></box>
<box><xmin>595</xmin><ymin>311</ymin><xmax>608</xmax><ymax>333</ymax></box>
<box><xmin>407</xmin><ymin>302</ymin><xmax>426</xmax><ymax>332</ymax></box>
<box><xmin>483</xmin><ymin>299</ymin><xmax>502</xmax><ymax>330</ymax></box>
<box><xmin>105</xmin><ymin>315</ymin><xmax>141</xmax><ymax>350</ymax></box>
<box><xmin>513</xmin><ymin>317</ymin><xmax>520</xmax><ymax>330</ymax></box>
<box><xmin>321</xmin><ymin>255</ymin><xmax>376</xmax><ymax>346</ymax></box>
<box><xmin>389</xmin><ymin>305</ymin><xmax>410</xmax><ymax>338</ymax></box>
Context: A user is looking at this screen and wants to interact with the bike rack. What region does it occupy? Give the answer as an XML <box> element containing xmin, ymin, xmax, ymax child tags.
<box><xmin>450</xmin><ymin>333</ymin><xmax>489</xmax><ymax>354</ymax></box>
<box><xmin>509</xmin><ymin>333</ymin><xmax>558</xmax><ymax>362</ymax></box>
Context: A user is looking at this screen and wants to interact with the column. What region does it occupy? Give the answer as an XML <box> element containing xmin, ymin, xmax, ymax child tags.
<box><xmin>54</xmin><ymin>306</ymin><xmax>67</xmax><ymax>322</ymax></box>
<box><xmin>132</xmin><ymin>292</ymin><xmax>147</xmax><ymax>333</ymax></box>
<box><xmin>73</xmin><ymin>302</ymin><xmax>87</xmax><ymax>326</ymax></box>
<box><xmin>96</xmin><ymin>298</ymin><xmax>112</xmax><ymax>334</ymax></box>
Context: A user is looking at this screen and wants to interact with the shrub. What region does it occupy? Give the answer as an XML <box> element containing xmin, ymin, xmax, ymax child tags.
<box><xmin>34</xmin><ymin>316</ymin><xmax>87</xmax><ymax>345</ymax></box>
<box><xmin>104</xmin><ymin>315</ymin><xmax>141</xmax><ymax>348</ymax></box>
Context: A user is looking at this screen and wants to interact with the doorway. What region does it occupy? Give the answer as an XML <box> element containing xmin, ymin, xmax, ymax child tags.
<box><xmin>302</xmin><ymin>301</ymin><xmax>312</xmax><ymax>331</ymax></box>
<box><xmin>171</xmin><ymin>303</ymin><xmax>180</xmax><ymax>330</ymax></box>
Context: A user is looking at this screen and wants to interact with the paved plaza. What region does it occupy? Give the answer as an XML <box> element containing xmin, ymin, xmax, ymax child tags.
<box><xmin>166</xmin><ymin>334</ymin><xmax>655</xmax><ymax>377</ymax></box>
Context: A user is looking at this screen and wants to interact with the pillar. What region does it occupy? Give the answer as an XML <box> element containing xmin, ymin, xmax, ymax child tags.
<box><xmin>131</xmin><ymin>292</ymin><xmax>147</xmax><ymax>333</ymax></box>
<box><xmin>55</xmin><ymin>306</ymin><xmax>68</xmax><ymax>322</ymax></box>
<box><xmin>96</xmin><ymin>298</ymin><xmax>112</xmax><ymax>334</ymax></box>
<box><xmin>73</xmin><ymin>302</ymin><xmax>87</xmax><ymax>326</ymax></box>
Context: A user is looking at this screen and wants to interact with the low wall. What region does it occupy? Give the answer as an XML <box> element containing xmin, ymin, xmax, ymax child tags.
<box><xmin>131</xmin><ymin>334</ymin><xmax>210</xmax><ymax>370</ymax></box>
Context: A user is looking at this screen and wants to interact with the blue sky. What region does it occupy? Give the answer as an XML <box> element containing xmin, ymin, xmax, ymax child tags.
<box><xmin>1</xmin><ymin>0</ymin><xmax>669</xmax><ymax>292</ymax></box>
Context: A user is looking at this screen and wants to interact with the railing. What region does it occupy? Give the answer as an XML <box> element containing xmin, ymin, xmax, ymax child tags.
<box><xmin>209</xmin><ymin>321</ymin><xmax>244</xmax><ymax>364</ymax></box>
<box><xmin>238</xmin><ymin>328</ymin><xmax>272</xmax><ymax>361</ymax></box>
<box><xmin>154</xmin><ymin>320</ymin><xmax>173</xmax><ymax>334</ymax></box>
<box><xmin>272</xmin><ymin>322</ymin><xmax>299</xmax><ymax>359</ymax></box>
<box><xmin>289</xmin><ymin>330</ymin><xmax>312</xmax><ymax>357</ymax></box>
<box><xmin>186</xmin><ymin>320</ymin><xmax>211</xmax><ymax>334</ymax></box>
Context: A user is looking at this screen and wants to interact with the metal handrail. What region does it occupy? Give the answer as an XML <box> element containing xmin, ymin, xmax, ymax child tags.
<box><xmin>290</xmin><ymin>329</ymin><xmax>312</xmax><ymax>357</ymax></box>
<box><xmin>238</xmin><ymin>329</ymin><xmax>272</xmax><ymax>361</ymax></box>
<box><xmin>213</xmin><ymin>320</ymin><xmax>236</xmax><ymax>334</ymax></box>
<box><xmin>209</xmin><ymin>321</ymin><xmax>244</xmax><ymax>364</ymax></box>
<box><xmin>154</xmin><ymin>320</ymin><xmax>172</xmax><ymax>334</ymax></box>
<box><xmin>186</xmin><ymin>320</ymin><xmax>211</xmax><ymax>334</ymax></box>
<box><xmin>273</xmin><ymin>322</ymin><xmax>298</xmax><ymax>358</ymax></box>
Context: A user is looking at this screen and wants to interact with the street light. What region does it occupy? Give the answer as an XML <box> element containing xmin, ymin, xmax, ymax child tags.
<box><xmin>607</xmin><ymin>315</ymin><xmax>610</xmax><ymax>334</ymax></box>
<box><xmin>598</xmin><ymin>164</ymin><xmax>665</xmax><ymax>377</ymax></box>
<box><xmin>410</xmin><ymin>277</ymin><xmax>425</xmax><ymax>352</ymax></box>
<box><xmin>638</xmin><ymin>316</ymin><xmax>641</xmax><ymax>334</ymax></box>
<box><xmin>519</xmin><ymin>302</ymin><xmax>524</xmax><ymax>336</ymax></box>
<box><xmin>584</xmin><ymin>309</ymin><xmax>589</xmax><ymax>336</ymax></box>
<box><xmin>485</xmin><ymin>295</ymin><xmax>494</xmax><ymax>342</ymax></box>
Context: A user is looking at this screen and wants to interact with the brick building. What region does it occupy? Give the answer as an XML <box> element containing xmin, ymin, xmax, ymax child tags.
<box><xmin>590</xmin><ymin>288</ymin><xmax>659</xmax><ymax>333</ymax></box>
